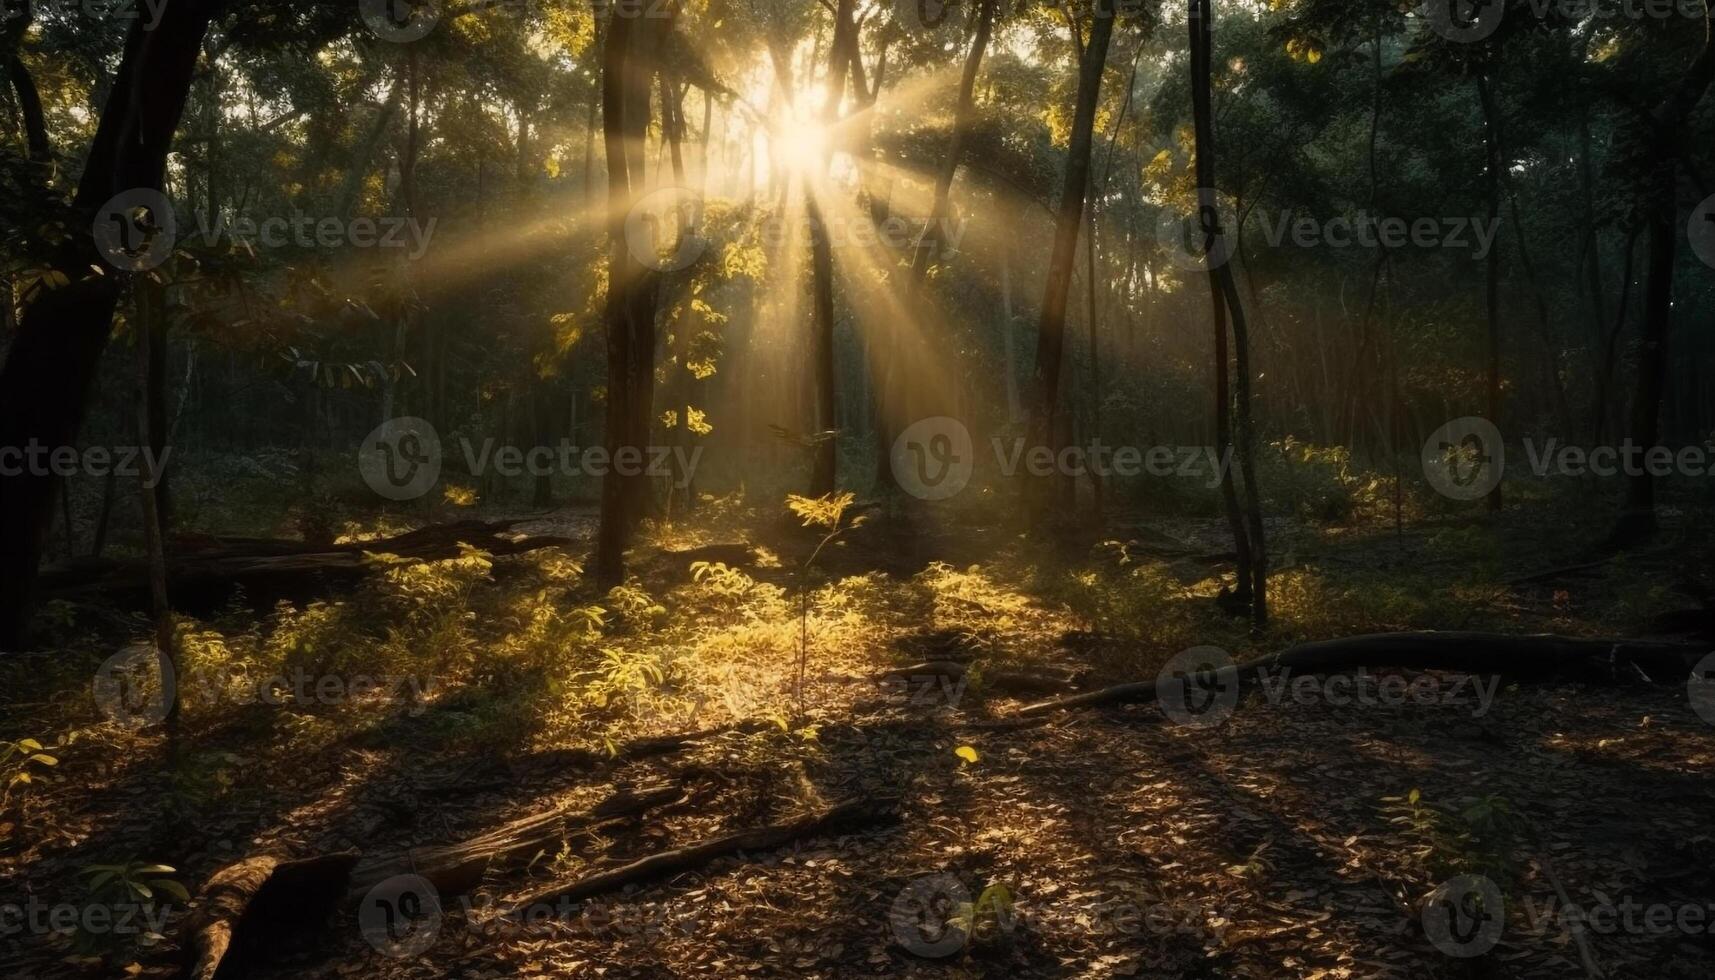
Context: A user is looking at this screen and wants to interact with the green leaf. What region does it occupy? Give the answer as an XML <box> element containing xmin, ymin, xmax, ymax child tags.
<box><xmin>153</xmin><ymin>880</ymin><xmax>191</xmax><ymax>903</ymax></box>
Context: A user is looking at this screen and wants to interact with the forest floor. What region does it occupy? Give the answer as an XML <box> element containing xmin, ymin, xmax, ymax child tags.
<box><xmin>2</xmin><ymin>488</ymin><xmax>1714</xmax><ymax>979</ymax></box>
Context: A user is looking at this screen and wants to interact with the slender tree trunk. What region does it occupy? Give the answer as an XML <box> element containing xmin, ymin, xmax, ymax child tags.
<box><xmin>1188</xmin><ymin>0</ymin><xmax>1260</xmax><ymax>615</ymax></box>
<box><xmin>1477</xmin><ymin>73</ymin><xmax>1504</xmax><ymax>512</ymax></box>
<box><xmin>1027</xmin><ymin>1</ymin><xmax>1114</xmax><ymax>523</ymax></box>
<box><xmin>1615</xmin><ymin>30</ymin><xmax>1713</xmax><ymax>540</ymax></box>
<box><xmin>1084</xmin><ymin>204</ymin><xmax>1105</xmax><ymax>521</ymax></box>
<box><xmin>135</xmin><ymin>284</ymin><xmax>179</xmax><ymax>758</ymax></box>
<box><xmin>1000</xmin><ymin>218</ymin><xmax>1021</xmax><ymax>424</ymax></box>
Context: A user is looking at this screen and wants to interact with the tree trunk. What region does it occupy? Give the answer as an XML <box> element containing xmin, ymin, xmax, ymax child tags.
<box><xmin>1476</xmin><ymin>73</ymin><xmax>1504</xmax><ymax>512</ymax></box>
<box><xmin>1615</xmin><ymin>31</ymin><xmax>1714</xmax><ymax>540</ymax></box>
<box><xmin>1027</xmin><ymin>1</ymin><xmax>1114</xmax><ymax>523</ymax></box>
<box><xmin>1189</xmin><ymin>0</ymin><xmax>1259</xmax><ymax>616</ymax></box>
<box><xmin>0</xmin><ymin>0</ymin><xmax>223</xmax><ymax>650</ymax></box>
<box><xmin>594</xmin><ymin>11</ymin><xmax>666</xmax><ymax>588</ymax></box>
<box><xmin>807</xmin><ymin>0</ymin><xmax>859</xmax><ymax>496</ymax></box>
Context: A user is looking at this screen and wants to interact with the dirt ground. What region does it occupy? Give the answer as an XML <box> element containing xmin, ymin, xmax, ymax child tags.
<box><xmin>3</xmin><ymin>506</ymin><xmax>1713</xmax><ymax>979</ymax></box>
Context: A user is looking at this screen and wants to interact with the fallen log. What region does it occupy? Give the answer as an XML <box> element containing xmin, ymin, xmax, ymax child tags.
<box><xmin>875</xmin><ymin>660</ymin><xmax>1080</xmax><ymax>696</ymax></box>
<box><xmin>183</xmin><ymin>851</ymin><xmax>359</xmax><ymax>980</ymax></box>
<box><xmin>505</xmin><ymin>794</ymin><xmax>900</xmax><ymax>914</ymax></box>
<box><xmin>39</xmin><ymin>519</ymin><xmax>575</xmax><ymax>612</ymax></box>
<box><xmin>347</xmin><ymin>782</ymin><xmax>686</xmax><ymax>899</ymax></box>
<box><xmin>1017</xmin><ymin>630</ymin><xmax>1709</xmax><ymax>717</ymax></box>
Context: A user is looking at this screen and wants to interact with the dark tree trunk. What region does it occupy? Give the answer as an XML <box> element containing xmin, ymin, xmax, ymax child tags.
<box><xmin>594</xmin><ymin>11</ymin><xmax>665</xmax><ymax>588</ymax></box>
<box><xmin>1477</xmin><ymin>73</ymin><xmax>1504</xmax><ymax>512</ymax></box>
<box><xmin>1615</xmin><ymin>32</ymin><xmax>1714</xmax><ymax>541</ymax></box>
<box><xmin>807</xmin><ymin>0</ymin><xmax>858</xmax><ymax>496</ymax></box>
<box><xmin>0</xmin><ymin>0</ymin><xmax>223</xmax><ymax>650</ymax></box>
<box><xmin>1027</xmin><ymin>1</ymin><xmax>1114</xmax><ymax>522</ymax></box>
<box><xmin>1189</xmin><ymin>0</ymin><xmax>1261</xmax><ymax>618</ymax></box>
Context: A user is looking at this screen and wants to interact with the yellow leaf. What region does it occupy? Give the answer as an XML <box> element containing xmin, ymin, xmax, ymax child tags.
<box><xmin>955</xmin><ymin>745</ymin><xmax>979</xmax><ymax>764</ymax></box>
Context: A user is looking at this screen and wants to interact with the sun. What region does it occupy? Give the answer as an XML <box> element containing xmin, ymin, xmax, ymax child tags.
<box><xmin>778</xmin><ymin>121</ymin><xmax>831</xmax><ymax>174</ymax></box>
